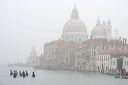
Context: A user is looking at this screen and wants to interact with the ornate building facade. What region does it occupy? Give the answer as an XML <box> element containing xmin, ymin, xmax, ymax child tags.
<box><xmin>41</xmin><ymin>40</ymin><xmax>80</xmax><ymax>70</ymax></box>
<box><xmin>27</xmin><ymin>47</ymin><xmax>41</xmax><ymax>67</ymax></box>
<box><xmin>37</xmin><ymin>6</ymin><xmax>128</xmax><ymax>72</ymax></box>
<box><xmin>83</xmin><ymin>38</ymin><xmax>128</xmax><ymax>71</ymax></box>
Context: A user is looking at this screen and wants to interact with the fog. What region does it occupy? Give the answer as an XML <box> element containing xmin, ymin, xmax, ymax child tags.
<box><xmin>0</xmin><ymin>0</ymin><xmax>128</xmax><ymax>64</ymax></box>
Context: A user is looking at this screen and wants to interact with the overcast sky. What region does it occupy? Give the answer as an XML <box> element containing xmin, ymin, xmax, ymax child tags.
<box><xmin>0</xmin><ymin>0</ymin><xmax>128</xmax><ymax>64</ymax></box>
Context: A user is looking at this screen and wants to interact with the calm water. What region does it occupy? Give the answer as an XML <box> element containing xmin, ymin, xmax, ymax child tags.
<box><xmin>0</xmin><ymin>65</ymin><xmax>128</xmax><ymax>85</ymax></box>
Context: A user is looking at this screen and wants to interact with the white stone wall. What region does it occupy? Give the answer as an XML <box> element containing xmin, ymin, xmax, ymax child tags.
<box><xmin>96</xmin><ymin>54</ymin><xmax>128</xmax><ymax>74</ymax></box>
<box><xmin>95</xmin><ymin>55</ymin><xmax>111</xmax><ymax>73</ymax></box>
<box><xmin>110</xmin><ymin>58</ymin><xmax>117</xmax><ymax>70</ymax></box>
<box><xmin>122</xmin><ymin>57</ymin><xmax>128</xmax><ymax>71</ymax></box>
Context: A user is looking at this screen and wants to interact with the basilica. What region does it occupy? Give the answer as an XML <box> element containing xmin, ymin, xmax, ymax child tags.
<box><xmin>27</xmin><ymin>6</ymin><xmax>128</xmax><ymax>73</ymax></box>
<box><xmin>62</xmin><ymin>6</ymin><xmax>112</xmax><ymax>43</ymax></box>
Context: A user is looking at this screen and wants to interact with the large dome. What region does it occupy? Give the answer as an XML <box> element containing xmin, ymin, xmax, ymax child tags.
<box><xmin>63</xmin><ymin>19</ymin><xmax>87</xmax><ymax>33</ymax></box>
<box><xmin>62</xmin><ymin>6</ymin><xmax>88</xmax><ymax>43</ymax></box>
<box><xmin>63</xmin><ymin>6</ymin><xmax>87</xmax><ymax>34</ymax></box>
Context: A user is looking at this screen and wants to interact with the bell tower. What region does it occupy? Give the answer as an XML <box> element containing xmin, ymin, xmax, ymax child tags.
<box><xmin>106</xmin><ymin>19</ymin><xmax>112</xmax><ymax>39</ymax></box>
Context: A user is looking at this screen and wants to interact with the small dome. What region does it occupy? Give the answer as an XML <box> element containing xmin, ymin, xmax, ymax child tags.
<box><xmin>91</xmin><ymin>18</ymin><xmax>105</xmax><ymax>38</ymax></box>
<box><xmin>91</xmin><ymin>26</ymin><xmax>105</xmax><ymax>37</ymax></box>
<box><xmin>63</xmin><ymin>19</ymin><xmax>87</xmax><ymax>33</ymax></box>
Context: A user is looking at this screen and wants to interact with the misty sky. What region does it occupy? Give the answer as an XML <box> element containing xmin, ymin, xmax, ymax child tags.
<box><xmin>0</xmin><ymin>0</ymin><xmax>128</xmax><ymax>64</ymax></box>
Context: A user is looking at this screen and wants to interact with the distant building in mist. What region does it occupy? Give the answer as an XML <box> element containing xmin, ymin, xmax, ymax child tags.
<box><xmin>84</xmin><ymin>38</ymin><xmax>128</xmax><ymax>71</ymax></box>
<box><xmin>27</xmin><ymin>47</ymin><xmax>41</xmax><ymax>67</ymax></box>
<box><xmin>27</xmin><ymin>6</ymin><xmax>128</xmax><ymax>72</ymax></box>
<box><xmin>41</xmin><ymin>40</ymin><xmax>79</xmax><ymax>70</ymax></box>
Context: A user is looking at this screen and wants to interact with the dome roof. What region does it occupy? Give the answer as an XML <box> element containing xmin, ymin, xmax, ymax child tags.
<box><xmin>91</xmin><ymin>26</ymin><xmax>105</xmax><ymax>36</ymax></box>
<box><xmin>63</xmin><ymin>6</ymin><xmax>87</xmax><ymax>34</ymax></box>
<box><xmin>63</xmin><ymin>19</ymin><xmax>87</xmax><ymax>33</ymax></box>
<box><xmin>91</xmin><ymin>18</ymin><xmax>105</xmax><ymax>37</ymax></box>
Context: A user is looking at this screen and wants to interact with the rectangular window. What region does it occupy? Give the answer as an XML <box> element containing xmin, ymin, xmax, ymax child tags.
<box><xmin>107</xmin><ymin>46</ymin><xmax>108</xmax><ymax>50</ymax></box>
<box><xmin>111</xmin><ymin>61</ymin><xmax>112</xmax><ymax>65</ymax></box>
<box><xmin>113</xmin><ymin>61</ymin><xmax>115</xmax><ymax>65</ymax></box>
<box><xmin>125</xmin><ymin>61</ymin><xmax>127</xmax><ymax>66</ymax></box>
<box><xmin>94</xmin><ymin>52</ymin><xmax>96</xmax><ymax>56</ymax></box>
<box><xmin>103</xmin><ymin>46</ymin><xmax>104</xmax><ymax>49</ymax></box>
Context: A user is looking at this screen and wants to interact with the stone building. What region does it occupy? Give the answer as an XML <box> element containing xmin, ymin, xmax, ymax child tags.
<box><xmin>39</xmin><ymin>6</ymin><xmax>128</xmax><ymax>72</ymax></box>
<box><xmin>95</xmin><ymin>40</ymin><xmax>128</xmax><ymax>74</ymax></box>
<box><xmin>74</xmin><ymin>43</ymin><xmax>90</xmax><ymax>71</ymax></box>
<box><xmin>42</xmin><ymin>40</ymin><xmax>79</xmax><ymax>70</ymax></box>
<box><xmin>96</xmin><ymin>54</ymin><xmax>128</xmax><ymax>74</ymax></box>
<box><xmin>27</xmin><ymin>47</ymin><xmax>41</xmax><ymax>67</ymax></box>
<box><xmin>81</xmin><ymin>38</ymin><xmax>128</xmax><ymax>71</ymax></box>
<box><xmin>41</xmin><ymin>6</ymin><xmax>88</xmax><ymax>70</ymax></box>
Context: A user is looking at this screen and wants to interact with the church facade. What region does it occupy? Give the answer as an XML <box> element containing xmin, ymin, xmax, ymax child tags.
<box><xmin>38</xmin><ymin>6</ymin><xmax>128</xmax><ymax>72</ymax></box>
<box><xmin>27</xmin><ymin>47</ymin><xmax>41</xmax><ymax>67</ymax></box>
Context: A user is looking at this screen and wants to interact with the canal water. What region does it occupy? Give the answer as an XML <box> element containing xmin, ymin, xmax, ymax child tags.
<box><xmin>0</xmin><ymin>65</ymin><xmax>128</xmax><ymax>85</ymax></box>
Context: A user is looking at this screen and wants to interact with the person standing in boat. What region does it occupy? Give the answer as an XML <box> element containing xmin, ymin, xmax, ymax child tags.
<box><xmin>26</xmin><ymin>71</ymin><xmax>28</xmax><ymax>76</ymax></box>
<box><xmin>13</xmin><ymin>71</ymin><xmax>18</xmax><ymax>78</ymax></box>
<box><xmin>32</xmin><ymin>72</ymin><xmax>35</xmax><ymax>78</ymax></box>
<box><xmin>22</xmin><ymin>71</ymin><xmax>26</xmax><ymax>78</ymax></box>
<box><xmin>19</xmin><ymin>71</ymin><xmax>22</xmax><ymax>76</ymax></box>
<box><xmin>10</xmin><ymin>70</ymin><xmax>13</xmax><ymax>76</ymax></box>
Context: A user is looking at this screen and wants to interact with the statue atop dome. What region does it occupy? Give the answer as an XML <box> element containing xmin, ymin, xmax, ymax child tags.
<box><xmin>71</xmin><ymin>5</ymin><xmax>79</xmax><ymax>19</ymax></box>
<box><xmin>96</xmin><ymin>17</ymin><xmax>101</xmax><ymax>27</ymax></box>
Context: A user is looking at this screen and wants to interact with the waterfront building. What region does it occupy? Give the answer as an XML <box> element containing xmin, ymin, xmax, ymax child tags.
<box><xmin>82</xmin><ymin>38</ymin><xmax>128</xmax><ymax>71</ymax></box>
<box><xmin>27</xmin><ymin>47</ymin><xmax>41</xmax><ymax>67</ymax></box>
<box><xmin>38</xmin><ymin>6</ymin><xmax>128</xmax><ymax>73</ymax></box>
<box><xmin>42</xmin><ymin>39</ymin><xmax>79</xmax><ymax>70</ymax></box>
<box><xmin>95</xmin><ymin>43</ymin><xmax>128</xmax><ymax>74</ymax></box>
<box><xmin>96</xmin><ymin>55</ymin><xmax>128</xmax><ymax>74</ymax></box>
<box><xmin>74</xmin><ymin>45</ymin><xmax>90</xmax><ymax>71</ymax></box>
<box><xmin>41</xmin><ymin>6</ymin><xmax>88</xmax><ymax>70</ymax></box>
